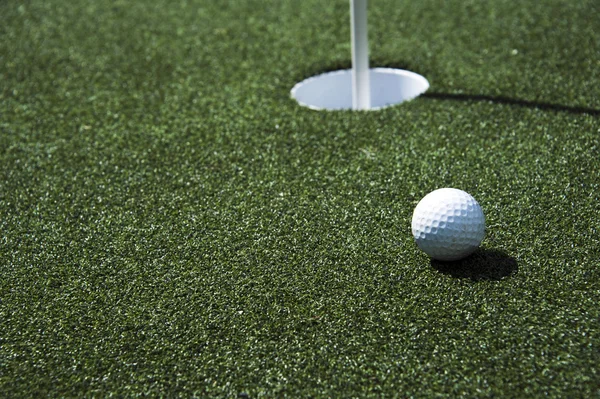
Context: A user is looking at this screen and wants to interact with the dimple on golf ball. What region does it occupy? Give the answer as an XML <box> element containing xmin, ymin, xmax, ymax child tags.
<box><xmin>411</xmin><ymin>188</ymin><xmax>485</xmax><ymax>261</ymax></box>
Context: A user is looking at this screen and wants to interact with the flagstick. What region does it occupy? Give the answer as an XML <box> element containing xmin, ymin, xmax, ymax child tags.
<box><xmin>350</xmin><ymin>0</ymin><xmax>371</xmax><ymax>110</ymax></box>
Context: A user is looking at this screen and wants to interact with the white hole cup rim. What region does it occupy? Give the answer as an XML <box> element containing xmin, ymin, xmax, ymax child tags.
<box><xmin>291</xmin><ymin>68</ymin><xmax>429</xmax><ymax>111</ymax></box>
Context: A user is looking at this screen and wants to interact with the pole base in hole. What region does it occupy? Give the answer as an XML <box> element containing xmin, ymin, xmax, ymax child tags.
<box><xmin>291</xmin><ymin>68</ymin><xmax>429</xmax><ymax>111</ymax></box>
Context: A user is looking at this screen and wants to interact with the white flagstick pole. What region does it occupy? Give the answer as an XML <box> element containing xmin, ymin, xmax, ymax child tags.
<box><xmin>350</xmin><ymin>0</ymin><xmax>371</xmax><ymax>110</ymax></box>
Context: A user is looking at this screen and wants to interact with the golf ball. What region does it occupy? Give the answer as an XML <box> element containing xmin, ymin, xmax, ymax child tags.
<box><xmin>411</xmin><ymin>188</ymin><xmax>485</xmax><ymax>261</ymax></box>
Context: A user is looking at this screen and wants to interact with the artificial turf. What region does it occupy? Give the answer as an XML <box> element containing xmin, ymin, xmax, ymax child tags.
<box><xmin>1</xmin><ymin>0</ymin><xmax>599</xmax><ymax>397</ymax></box>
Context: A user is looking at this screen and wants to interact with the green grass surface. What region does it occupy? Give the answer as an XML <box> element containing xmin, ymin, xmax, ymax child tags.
<box><xmin>1</xmin><ymin>0</ymin><xmax>599</xmax><ymax>397</ymax></box>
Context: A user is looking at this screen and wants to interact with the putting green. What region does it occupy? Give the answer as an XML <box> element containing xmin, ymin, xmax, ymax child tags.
<box><xmin>1</xmin><ymin>0</ymin><xmax>599</xmax><ymax>397</ymax></box>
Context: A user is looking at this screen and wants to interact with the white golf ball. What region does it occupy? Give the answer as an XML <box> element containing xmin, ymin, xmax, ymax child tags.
<box><xmin>411</xmin><ymin>188</ymin><xmax>485</xmax><ymax>261</ymax></box>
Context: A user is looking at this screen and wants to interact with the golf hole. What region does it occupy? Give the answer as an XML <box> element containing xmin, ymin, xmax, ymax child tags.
<box><xmin>291</xmin><ymin>68</ymin><xmax>429</xmax><ymax>111</ymax></box>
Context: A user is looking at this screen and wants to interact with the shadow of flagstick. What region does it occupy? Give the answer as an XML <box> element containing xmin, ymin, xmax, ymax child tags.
<box><xmin>422</xmin><ymin>92</ymin><xmax>600</xmax><ymax>116</ymax></box>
